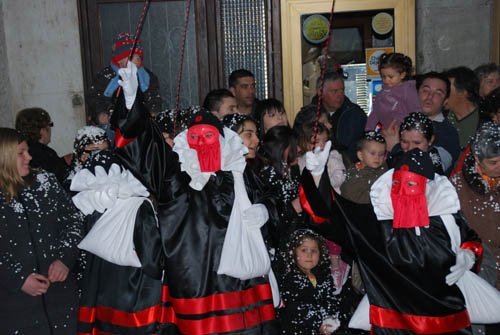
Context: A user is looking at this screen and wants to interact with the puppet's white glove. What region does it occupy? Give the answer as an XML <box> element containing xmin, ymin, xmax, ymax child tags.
<box><xmin>242</xmin><ymin>204</ymin><xmax>269</xmax><ymax>229</ymax></box>
<box><xmin>445</xmin><ymin>248</ymin><xmax>475</xmax><ymax>286</ymax></box>
<box><xmin>305</xmin><ymin>140</ymin><xmax>332</xmax><ymax>176</ymax></box>
<box><xmin>118</xmin><ymin>61</ymin><xmax>138</xmax><ymax>109</ymax></box>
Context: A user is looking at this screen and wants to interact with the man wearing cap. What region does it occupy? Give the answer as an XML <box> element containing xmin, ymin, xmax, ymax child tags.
<box><xmin>15</xmin><ymin>107</ymin><xmax>70</xmax><ymax>184</ymax></box>
<box><xmin>87</xmin><ymin>32</ymin><xmax>163</xmax><ymax>122</ymax></box>
<box><xmin>300</xmin><ymin>146</ymin><xmax>500</xmax><ymax>334</ymax></box>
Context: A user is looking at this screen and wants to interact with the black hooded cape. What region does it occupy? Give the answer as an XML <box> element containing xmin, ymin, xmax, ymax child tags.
<box><xmin>114</xmin><ymin>92</ymin><xmax>280</xmax><ymax>334</ymax></box>
<box><xmin>300</xmin><ymin>169</ymin><xmax>481</xmax><ymax>335</ymax></box>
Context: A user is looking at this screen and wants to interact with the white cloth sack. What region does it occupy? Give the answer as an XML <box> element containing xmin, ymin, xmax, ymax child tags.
<box><xmin>441</xmin><ymin>214</ymin><xmax>500</xmax><ymax>324</ymax></box>
<box><xmin>268</xmin><ymin>267</ymin><xmax>281</xmax><ymax>308</ymax></box>
<box><xmin>348</xmin><ymin>294</ymin><xmax>370</xmax><ymax>331</ymax></box>
<box><xmin>71</xmin><ymin>164</ymin><xmax>149</xmax><ymax>215</ymax></box>
<box><xmin>457</xmin><ymin>270</ymin><xmax>500</xmax><ymax>323</ymax></box>
<box><xmin>71</xmin><ymin>163</ymin><xmax>152</xmax><ymax>268</ymax></box>
<box><xmin>78</xmin><ymin>197</ymin><xmax>148</xmax><ymax>267</ymax></box>
<box><xmin>217</xmin><ymin>171</ymin><xmax>271</xmax><ymax>280</ymax></box>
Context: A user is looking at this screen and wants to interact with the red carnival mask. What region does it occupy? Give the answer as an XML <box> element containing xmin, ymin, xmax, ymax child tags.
<box><xmin>390</xmin><ymin>165</ymin><xmax>430</xmax><ymax>229</ymax></box>
<box><xmin>187</xmin><ymin>124</ymin><xmax>221</xmax><ymax>172</ymax></box>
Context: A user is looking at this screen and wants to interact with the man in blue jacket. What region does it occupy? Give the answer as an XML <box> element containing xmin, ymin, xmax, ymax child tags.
<box><xmin>310</xmin><ymin>70</ymin><xmax>367</xmax><ymax>162</ymax></box>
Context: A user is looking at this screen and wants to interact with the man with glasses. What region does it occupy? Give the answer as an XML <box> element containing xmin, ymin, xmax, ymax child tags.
<box><xmin>416</xmin><ymin>71</ymin><xmax>461</xmax><ymax>174</ymax></box>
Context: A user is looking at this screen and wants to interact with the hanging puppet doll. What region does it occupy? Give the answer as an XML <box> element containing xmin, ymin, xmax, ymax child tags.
<box><xmin>300</xmin><ymin>146</ymin><xmax>500</xmax><ymax>334</ymax></box>
<box><xmin>112</xmin><ymin>61</ymin><xmax>281</xmax><ymax>334</ymax></box>
<box><xmin>86</xmin><ymin>32</ymin><xmax>163</xmax><ymax>122</ymax></box>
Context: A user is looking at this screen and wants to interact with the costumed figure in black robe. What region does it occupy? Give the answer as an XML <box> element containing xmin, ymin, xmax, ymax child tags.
<box><xmin>300</xmin><ymin>145</ymin><xmax>500</xmax><ymax>334</ymax></box>
<box><xmin>112</xmin><ymin>62</ymin><xmax>280</xmax><ymax>334</ymax></box>
<box><xmin>70</xmin><ymin>150</ymin><xmax>172</xmax><ymax>334</ymax></box>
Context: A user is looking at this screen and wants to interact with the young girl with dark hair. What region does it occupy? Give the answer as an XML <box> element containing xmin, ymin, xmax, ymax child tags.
<box><xmin>275</xmin><ymin>229</ymin><xmax>340</xmax><ymax>334</ymax></box>
<box><xmin>365</xmin><ymin>52</ymin><xmax>422</xmax><ymax>131</ymax></box>
<box><xmin>296</xmin><ymin>123</ymin><xmax>346</xmax><ymax>193</ymax></box>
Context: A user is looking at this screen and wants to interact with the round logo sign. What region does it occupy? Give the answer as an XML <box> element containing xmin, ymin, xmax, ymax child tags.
<box><xmin>372</xmin><ymin>12</ymin><xmax>393</xmax><ymax>35</ymax></box>
<box><xmin>303</xmin><ymin>15</ymin><xmax>329</xmax><ymax>44</ymax></box>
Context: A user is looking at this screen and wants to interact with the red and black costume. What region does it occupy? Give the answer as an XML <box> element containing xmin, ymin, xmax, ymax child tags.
<box><xmin>300</xmin><ymin>149</ymin><xmax>483</xmax><ymax>334</ymax></box>
<box><xmin>114</xmin><ymin>95</ymin><xmax>279</xmax><ymax>334</ymax></box>
<box><xmin>72</xmin><ymin>151</ymin><xmax>174</xmax><ymax>334</ymax></box>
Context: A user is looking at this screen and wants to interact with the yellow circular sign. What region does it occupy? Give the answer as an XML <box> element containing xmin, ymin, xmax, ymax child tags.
<box><xmin>372</xmin><ymin>12</ymin><xmax>393</xmax><ymax>35</ymax></box>
<box><xmin>303</xmin><ymin>15</ymin><xmax>329</xmax><ymax>44</ymax></box>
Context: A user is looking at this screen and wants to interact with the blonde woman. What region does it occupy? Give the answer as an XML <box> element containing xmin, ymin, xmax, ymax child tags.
<box><xmin>0</xmin><ymin>128</ymin><xmax>83</xmax><ymax>334</ymax></box>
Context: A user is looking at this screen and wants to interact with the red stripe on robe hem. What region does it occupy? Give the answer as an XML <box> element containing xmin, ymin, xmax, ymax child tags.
<box><xmin>169</xmin><ymin>283</ymin><xmax>273</xmax><ymax>315</ymax></box>
<box><xmin>299</xmin><ymin>184</ymin><xmax>328</xmax><ymax>223</ymax></box>
<box><xmin>78</xmin><ymin>304</ymin><xmax>175</xmax><ymax>328</ymax></box>
<box><xmin>370</xmin><ymin>304</ymin><xmax>471</xmax><ymax>334</ymax></box>
<box><xmin>78</xmin><ymin>287</ymin><xmax>175</xmax><ymax>328</ymax></box>
<box><xmin>176</xmin><ymin>303</ymin><xmax>275</xmax><ymax>335</ymax></box>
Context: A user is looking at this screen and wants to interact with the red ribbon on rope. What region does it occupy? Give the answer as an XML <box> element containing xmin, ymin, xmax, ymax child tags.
<box><xmin>312</xmin><ymin>0</ymin><xmax>337</xmax><ymax>151</ymax></box>
<box><xmin>173</xmin><ymin>0</ymin><xmax>192</xmax><ymax>137</ymax></box>
<box><xmin>115</xmin><ymin>0</ymin><xmax>152</xmax><ymax>99</ymax></box>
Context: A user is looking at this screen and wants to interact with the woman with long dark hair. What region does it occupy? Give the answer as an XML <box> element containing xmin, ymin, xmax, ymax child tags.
<box><xmin>258</xmin><ymin>125</ymin><xmax>303</xmax><ymax>246</ymax></box>
<box><xmin>255</xmin><ymin>98</ymin><xmax>290</xmax><ymax>136</ymax></box>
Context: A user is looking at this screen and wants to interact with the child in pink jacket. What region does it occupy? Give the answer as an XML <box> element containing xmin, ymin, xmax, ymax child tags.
<box><xmin>365</xmin><ymin>52</ymin><xmax>422</xmax><ymax>131</ymax></box>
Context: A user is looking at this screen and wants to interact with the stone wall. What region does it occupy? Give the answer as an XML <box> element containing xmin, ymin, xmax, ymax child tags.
<box><xmin>0</xmin><ymin>1</ymin><xmax>12</xmax><ymax>128</ymax></box>
<box><xmin>416</xmin><ymin>0</ymin><xmax>494</xmax><ymax>73</ymax></box>
<box><xmin>1</xmin><ymin>0</ymin><xmax>85</xmax><ymax>155</ymax></box>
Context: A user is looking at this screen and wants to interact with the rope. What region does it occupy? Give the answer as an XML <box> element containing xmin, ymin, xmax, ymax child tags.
<box><xmin>173</xmin><ymin>0</ymin><xmax>192</xmax><ymax>137</ymax></box>
<box><xmin>312</xmin><ymin>0</ymin><xmax>336</xmax><ymax>151</ymax></box>
<box><xmin>115</xmin><ymin>0</ymin><xmax>152</xmax><ymax>98</ymax></box>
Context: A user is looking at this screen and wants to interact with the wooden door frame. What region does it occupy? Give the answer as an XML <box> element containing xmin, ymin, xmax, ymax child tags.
<box><xmin>493</xmin><ymin>0</ymin><xmax>500</xmax><ymax>64</ymax></box>
<box><xmin>77</xmin><ymin>0</ymin><xmax>220</xmax><ymax>111</ymax></box>
<box><xmin>77</xmin><ymin>0</ymin><xmax>283</xmax><ymax>116</ymax></box>
<box><xmin>280</xmin><ymin>0</ymin><xmax>415</xmax><ymax>121</ymax></box>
